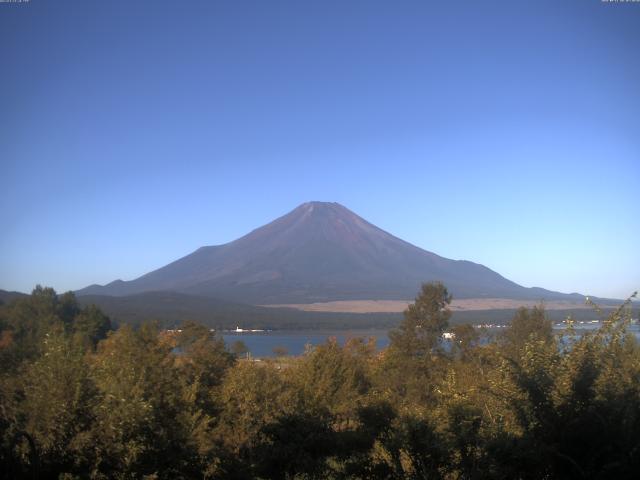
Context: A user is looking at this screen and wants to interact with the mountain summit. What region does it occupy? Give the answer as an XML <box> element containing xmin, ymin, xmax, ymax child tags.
<box><xmin>77</xmin><ymin>202</ymin><xmax>581</xmax><ymax>304</ymax></box>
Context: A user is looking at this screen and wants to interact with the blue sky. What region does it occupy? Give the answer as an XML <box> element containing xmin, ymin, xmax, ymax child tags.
<box><xmin>1</xmin><ymin>0</ymin><xmax>638</xmax><ymax>299</ymax></box>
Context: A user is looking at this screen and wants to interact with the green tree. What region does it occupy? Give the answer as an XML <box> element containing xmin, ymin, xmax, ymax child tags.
<box><xmin>88</xmin><ymin>323</ymin><xmax>194</xmax><ymax>478</ymax></box>
<box><xmin>175</xmin><ymin>321</ymin><xmax>234</xmax><ymax>398</ymax></box>
<box><xmin>388</xmin><ymin>281</ymin><xmax>452</xmax><ymax>357</ymax></box>
<box><xmin>0</xmin><ymin>287</ymin><xmax>111</xmax><ymax>367</ymax></box>
<box><xmin>214</xmin><ymin>361</ymin><xmax>295</xmax><ymax>477</ymax></box>
<box><xmin>450</xmin><ymin>323</ymin><xmax>480</xmax><ymax>361</ymax></box>
<box><xmin>364</xmin><ymin>414</ymin><xmax>448</xmax><ymax>480</ymax></box>
<box><xmin>13</xmin><ymin>327</ymin><xmax>97</xmax><ymax>477</ymax></box>
<box><xmin>501</xmin><ymin>305</ymin><xmax>553</xmax><ymax>356</ymax></box>
<box><xmin>295</xmin><ymin>338</ymin><xmax>370</xmax><ymax>420</ymax></box>
<box><xmin>253</xmin><ymin>412</ymin><xmax>337</xmax><ymax>480</ymax></box>
<box><xmin>72</xmin><ymin>304</ymin><xmax>112</xmax><ymax>347</ymax></box>
<box><xmin>1</xmin><ymin>286</ymin><xmax>62</xmax><ymax>365</ymax></box>
<box><xmin>381</xmin><ymin>282</ymin><xmax>452</xmax><ymax>408</ymax></box>
<box><xmin>173</xmin><ymin>321</ymin><xmax>235</xmax><ymax>476</ymax></box>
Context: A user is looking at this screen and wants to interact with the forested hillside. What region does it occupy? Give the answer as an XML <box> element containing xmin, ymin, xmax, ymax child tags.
<box><xmin>1</xmin><ymin>284</ymin><xmax>638</xmax><ymax>479</ymax></box>
<box><xmin>73</xmin><ymin>290</ymin><xmax>617</xmax><ymax>330</ymax></box>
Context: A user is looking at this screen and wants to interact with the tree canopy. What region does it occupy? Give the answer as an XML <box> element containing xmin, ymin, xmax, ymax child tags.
<box><xmin>0</xmin><ymin>285</ymin><xmax>638</xmax><ymax>479</ymax></box>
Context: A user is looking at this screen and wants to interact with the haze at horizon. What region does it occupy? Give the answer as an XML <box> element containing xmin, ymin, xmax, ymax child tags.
<box><xmin>1</xmin><ymin>0</ymin><xmax>638</xmax><ymax>299</ymax></box>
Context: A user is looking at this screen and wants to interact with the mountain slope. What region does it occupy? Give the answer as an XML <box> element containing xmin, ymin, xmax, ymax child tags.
<box><xmin>77</xmin><ymin>202</ymin><xmax>585</xmax><ymax>304</ymax></box>
<box><xmin>0</xmin><ymin>289</ymin><xmax>29</xmax><ymax>305</ymax></box>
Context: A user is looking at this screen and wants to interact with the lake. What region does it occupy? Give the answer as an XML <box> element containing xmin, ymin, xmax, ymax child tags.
<box><xmin>222</xmin><ymin>321</ymin><xmax>640</xmax><ymax>358</ymax></box>
<box><xmin>222</xmin><ymin>329</ymin><xmax>390</xmax><ymax>357</ymax></box>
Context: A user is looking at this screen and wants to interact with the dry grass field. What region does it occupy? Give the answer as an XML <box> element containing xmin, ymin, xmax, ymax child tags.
<box><xmin>265</xmin><ymin>298</ymin><xmax>593</xmax><ymax>314</ymax></box>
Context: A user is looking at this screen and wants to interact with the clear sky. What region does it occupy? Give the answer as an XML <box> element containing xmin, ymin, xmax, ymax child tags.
<box><xmin>1</xmin><ymin>0</ymin><xmax>638</xmax><ymax>299</ymax></box>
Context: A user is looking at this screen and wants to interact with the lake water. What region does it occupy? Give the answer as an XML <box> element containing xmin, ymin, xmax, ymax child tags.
<box><xmin>222</xmin><ymin>322</ymin><xmax>640</xmax><ymax>358</ymax></box>
<box><xmin>222</xmin><ymin>329</ymin><xmax>390</xmax><ymax>357</ymax></box>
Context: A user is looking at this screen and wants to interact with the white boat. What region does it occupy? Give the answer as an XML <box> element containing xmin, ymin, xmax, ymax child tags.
<box><xmin>232</xmin><ymin>326</ymin><xmax>265</xmax><ymax>333</ymax></box>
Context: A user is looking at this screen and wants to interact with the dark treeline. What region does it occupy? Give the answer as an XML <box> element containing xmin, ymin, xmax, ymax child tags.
<box><xmin>1</xmin><ymin>283</ymin><xmax>639</xmax><ymax>479</ymax></box>
<box><xmin>3</xmin><ymin>289</ymin><xmax>626</xmax><ymax>332</ymax></box>
<box><xmin>67</xmin><ymin>292</ymin><xmax>629</xmax><ymax>331</ymax></box>
<box><xmin>75</xmin><ymin>291</ymin><xmax>403</xmax><ymax>331</ymax></box>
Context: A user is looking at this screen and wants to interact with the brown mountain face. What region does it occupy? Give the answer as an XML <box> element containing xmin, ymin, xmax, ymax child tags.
<box><xmin>76</xmin><ymin>202</ymin><xmax>584</xmax><ymax>304</ymax></box>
